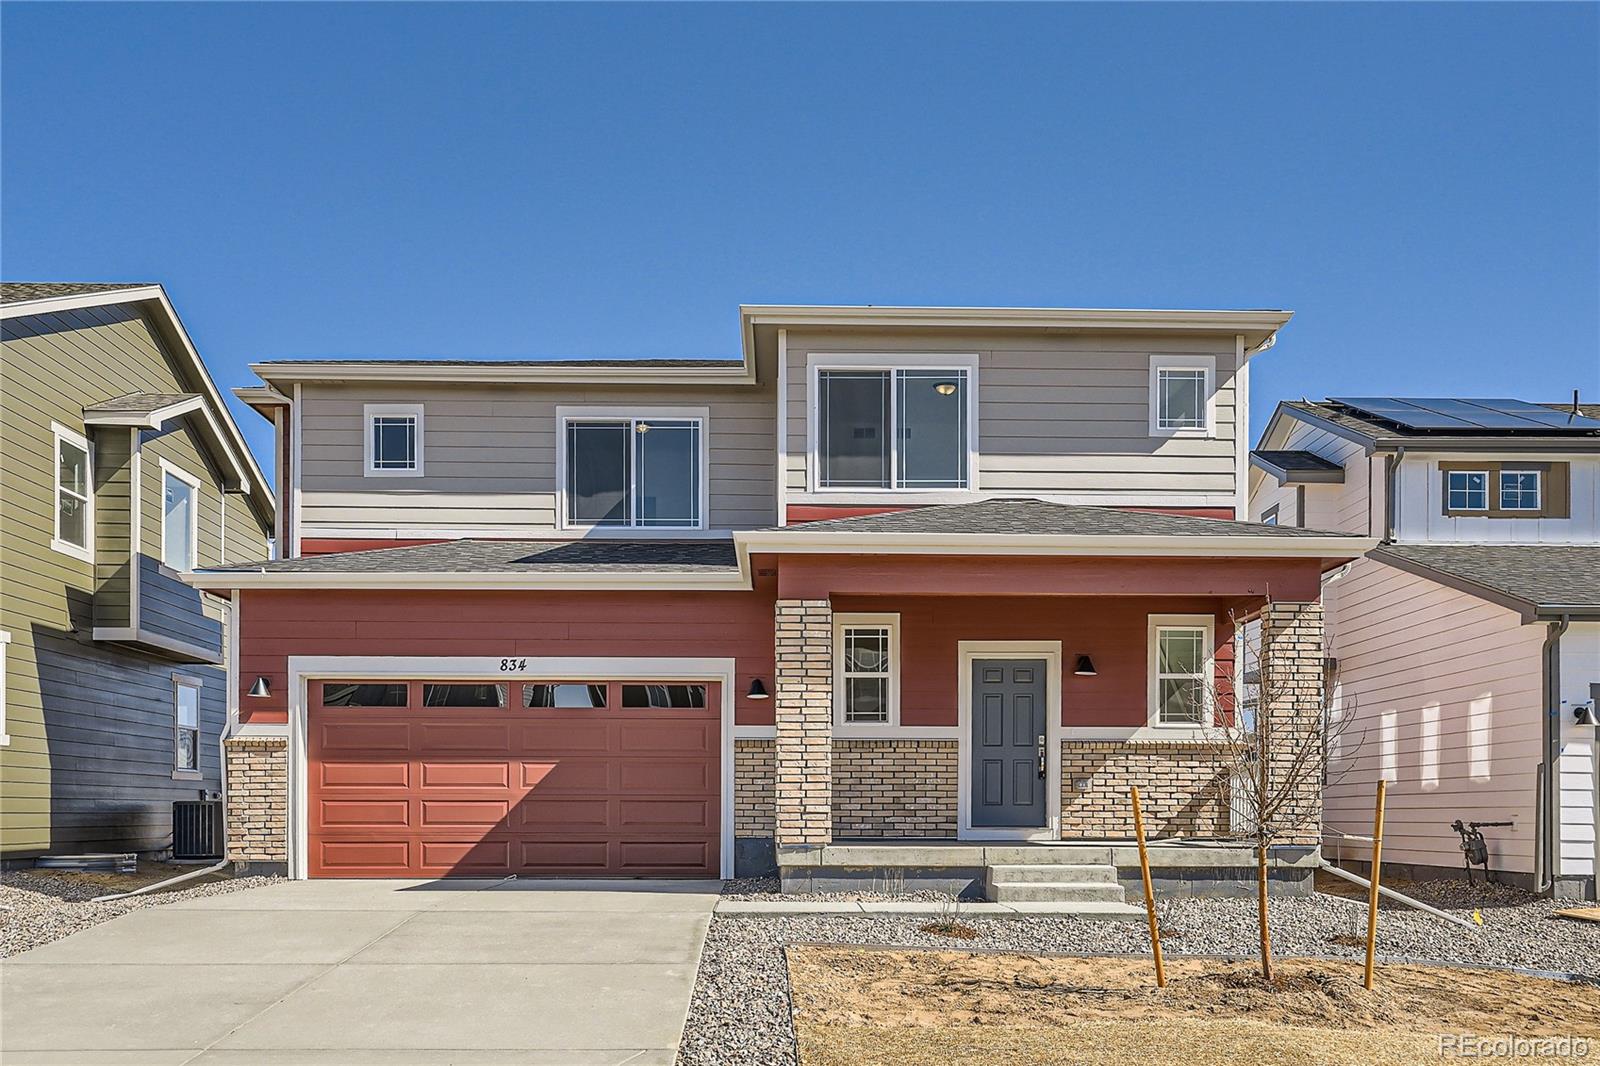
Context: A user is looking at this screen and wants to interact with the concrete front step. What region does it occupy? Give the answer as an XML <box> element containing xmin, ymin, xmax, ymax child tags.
<box><xmin>987</xmin><ymin>863</ymin><xmax>1120</xmax><ymax>884</ymax></box>
<box><xmin>986</xmin><ymin>880</ymin><xmax>1129</xmax><ymax>904</ymax></box>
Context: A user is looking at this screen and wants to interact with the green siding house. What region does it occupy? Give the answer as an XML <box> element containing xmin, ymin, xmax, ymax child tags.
<box><xmin>0</xmin><ymin>283</ymin><xmax>274</xmax><ymax>858</ymax></box>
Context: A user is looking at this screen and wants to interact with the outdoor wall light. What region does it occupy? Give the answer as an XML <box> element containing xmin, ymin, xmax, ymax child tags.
<box><xmin>1073</xmin><ymin>655</ymin><xmax>1097</xmax><ymax>677</ymax></box>
<box><xmin>635</xmin><ymin>422</ymin><xmax>651</xmax><ymax>434</ymax></box>
<box><xmin>247</xmin><ymin>677</ymin><xmax>272</xmax><ymax>698</ymax></box>
<box><xmin>933</xmin><ymin>381</ymin><xmax>958</xmax><ymax>396</ymax></box>
<box><xmin>746</xmin><ymin>678</ymin><xmax>770</xmax><ymax>700</ymax></box>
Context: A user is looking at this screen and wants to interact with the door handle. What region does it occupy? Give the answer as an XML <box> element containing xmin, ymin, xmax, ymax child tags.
<box><xmin>1037</xmin><ymin>734</ymin><xmax>1046</xmax><ymax>778</ymax></box>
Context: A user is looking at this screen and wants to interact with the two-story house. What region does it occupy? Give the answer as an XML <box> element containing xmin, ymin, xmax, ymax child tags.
<box><xmin>189</xmin><ymin>305</ymin><xmax>1372</xmax><ymax>896</ymax></box>
<box><xmin>0</xmin><ymin>283</ymin><xmax>275</xmax><ymax>860</ymax></box>
<box><xmin>1250</xmin><ymin>397</ymin><xmax>1600</xmax><ymax>900</ymax></box>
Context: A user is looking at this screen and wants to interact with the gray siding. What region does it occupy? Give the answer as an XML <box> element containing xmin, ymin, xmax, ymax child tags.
<box><xmin>298</xmin><ymin>382</ymin><xmax>777</xmax><ymax>534</ymax></box>
<box><xmin>781</xmin><ymin>329</ymin><xmax>1241</xmax><ymax>508</ymax></box>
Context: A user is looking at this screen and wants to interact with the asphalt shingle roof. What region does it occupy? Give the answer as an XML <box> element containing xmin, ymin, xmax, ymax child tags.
<box><xmin>1</xmin><ymin>282</ymin><xmax>156</xmax><ymax>304</ymax></box>
<box><xmin>204</xmin><ymin>538</ymin><xmax>740</xmax><ymax>575</ymax></box>
<box><xmin>769</xmin><ymin>497</ymin><xmax>1360</xmax><ymax>538</ymax></box>
<box><xmin>1371</xmin><ymin>543</ymin><xmax>1600</xmax><ymax>615</ymax></box>
<box><xmin>84</xmin><ymin>392</ymin><xmax>199</xmax><ymax>416</ymax></box>
<box><xmin>1252</xmin><ymin>450</ymin><xmax>1345</xmax><ymax>474</ymax></box>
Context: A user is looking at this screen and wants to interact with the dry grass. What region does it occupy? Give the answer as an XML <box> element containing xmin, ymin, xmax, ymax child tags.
<box><xmin>5</xmin><ymin>861</ymin><xmax>223</xmax><ymax>896</ymax></box>
<box><xmin>787</xmin><ymin>947</ymin><xmax>1600</xmax><ymax>1066</ymax></box>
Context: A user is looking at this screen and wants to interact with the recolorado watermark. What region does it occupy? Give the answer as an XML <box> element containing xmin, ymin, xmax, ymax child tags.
<box><xmin>1439</xmin><ymin>1034</ymin><xmax>1592</xmax><ymax>1059</ymax></box>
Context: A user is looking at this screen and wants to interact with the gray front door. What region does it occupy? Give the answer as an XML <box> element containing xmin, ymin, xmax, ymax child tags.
<box><xmin>970</xmin><ymin>658</ymin><xmax>1047</xmax><ymax>828</ymax></box>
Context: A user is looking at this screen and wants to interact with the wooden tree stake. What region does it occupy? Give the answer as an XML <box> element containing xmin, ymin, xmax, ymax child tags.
<box><xmin>1365</xmin><ymin>778</ymin><xmax>1387</xmax><ymax>990</ymax></box>
<box><xmin>1130</xmin><ymin>785</ymin><xmax>1165</xmax><ymax>988</ymax></box>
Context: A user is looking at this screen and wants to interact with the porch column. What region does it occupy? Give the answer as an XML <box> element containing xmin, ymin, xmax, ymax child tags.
<box><xmin>1259</xmin><ymin>600</ymin><xmax>1326</xmax><ymax>847</ymax></box>
<box><xmin>774</xmin><ymin>598</ymin><xmax>833</xmax><ymax>848</ymax></box>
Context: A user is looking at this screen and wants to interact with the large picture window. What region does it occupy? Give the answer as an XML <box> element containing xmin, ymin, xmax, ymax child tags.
<box><xmin>562</xmin><ymin>411</ymin><xmax>704</xmax><ymax>529</ymax></box>
<box><xmin>815</xmin><ymin>365</ymin><xmax>971</xmax><ymax>490</ymax></box>
<box><xmin>51</xmin><ymin>424</ymin><xmax>93</xmax><ymax>562</ymax></box>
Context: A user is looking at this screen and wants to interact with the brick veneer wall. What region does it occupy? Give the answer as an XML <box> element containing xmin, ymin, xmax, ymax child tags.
<box><xmin>734</xmin><ymin>739</ymin><xmax>775</xmax><ymax>836</ymax></box>
<box><xmin>1261</xmin><ymin>601</ymin><xmax>1325</xmax><ymax>846</ymax></box>
<box><xmin>225</xmin><ymin>736</ymin><xmax>287</xmax><ymax>862</ymax></box>
<box><xmin>1059</xmin><ymin>741</ymin><xmax>1232</xmax><ymax>836</ymax></box>
<box><xmin>774</xmin><ymin>599</ymin><xmax>834</xmax><ymax>846</ymax></box>
<box><xmin>833</xmin><ymin>740</ymin><xmax>958</xmax><ymax>838</ymax></box>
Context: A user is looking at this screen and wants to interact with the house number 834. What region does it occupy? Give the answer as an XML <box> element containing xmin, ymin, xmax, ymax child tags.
<box><xmin>498</xmin><ymin>658</ymin><xmax>528</xmax><ymax>672</ymax></box>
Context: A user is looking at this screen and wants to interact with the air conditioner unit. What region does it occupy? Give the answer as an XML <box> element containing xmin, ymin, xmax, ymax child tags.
<box><xmin>172</xmin><ymin>800</ymin><xmax>224</xmax><ymax>861</ymax></box>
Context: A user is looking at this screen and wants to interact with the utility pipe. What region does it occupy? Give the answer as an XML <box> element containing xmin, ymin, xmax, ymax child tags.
<box><xmin>1538</xmin><ymin>615</ymin><xmax>1570</xmax><ymax>893</ymax></box>
<box><xmin>1318</xmin><ymin>862</ymin><xmax>1479</xmax><ymax>931</ymax></box>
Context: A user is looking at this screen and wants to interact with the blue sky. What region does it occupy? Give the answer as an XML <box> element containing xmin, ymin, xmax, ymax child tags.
<box><xmin>4</xmin><ymin>3</ymin><xmax>1596</xmax><ymax>476</ymax></box>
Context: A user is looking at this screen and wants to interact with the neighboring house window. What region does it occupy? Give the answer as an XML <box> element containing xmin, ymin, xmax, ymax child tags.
<box><xmin>173</xmin><ymin>676</ymin><xmax>201</xmax><ymax>774</ymax></box>
<box><xmin>51</xmin><ymin>423</ymin><xmax>93</xmax><ymax>562</ymax></box>
<box><xmin>161</xmin><ymin>462</ymin><xmax>201</xmax><ymax>571</ymax></box>
<box><xmin>559</xmin><ymin>408</ymin><xmax>706</xmax><ymax>529</ymax></box>
<box><xmin>1260</xmin><ymin>504</ymin><xmax>1280</xmax><ymax>526</ymax></box>
<box><xmin>1147</xmin><ymin>356</ymin><xmax>1215</xmax><ymax>437</ymax></box>
<box><xmin>1445</xmin><ymin>469</ymin><xmax>1488</xmax><ymax>512</ymax></box>
<box><xmin>812</xmin><ymin>359</ymin><xmax>976</xmax><ymax>491</ymax></box>
<box><xmin>833</xmin><ymin>613</ymin><xmax>899</xmax><ymax>730</ymax></box>
<box><xmin>1148</xmin><ymin>614</ymin><xmax>1214</xmax><ymax>727</ymax></box>
<box><xmin>1499</xmin><ymin>470</ymin><xmax>1540</xmax><ymax>511</ymax></box>
<box><xmin>363</xmin><ymin>403</ymin><xmax>424</xmax><ymax>476</ymax></box>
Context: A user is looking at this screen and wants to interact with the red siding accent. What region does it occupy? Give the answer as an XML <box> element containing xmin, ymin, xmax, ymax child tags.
<box><xmin>300</xmin><ymin>538</ymin><xmax>444</xmax><ymax>556</ymax></box>
<box><xmin>1117</xmin><ymin>506</ymin><xmax>1238</xmax><ymax>520</ymax></box>
<box><xmin>785</xmin><ymin>504</ymin><xmax>918</xmax><ymax>523</ymax></box>
<box><xmin>238</xmin><ymin>588</ymin><xmax>778</xmax><ymax>727</ymax></box>
<box><xmin>832</xmin><ymin>595</ymin><xmax>1234</xmax><ymax>729</ymax></box>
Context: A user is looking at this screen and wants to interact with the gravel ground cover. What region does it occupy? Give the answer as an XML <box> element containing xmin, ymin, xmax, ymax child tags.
<box><xmin>677</xmin><ymin>879</ymin><xmax>1600</xmax><ymax>1066</ymax></box>
<box><xmin>0</xmin><ymin>869</ymin><xmax>280</xmax><ymax>957</ymax></box>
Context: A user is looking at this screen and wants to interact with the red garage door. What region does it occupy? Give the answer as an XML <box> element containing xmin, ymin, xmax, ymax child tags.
<box><xmin>308</xmin><ymin>679</ymin><xmax>720</xmax><ymax>878</ymax></box>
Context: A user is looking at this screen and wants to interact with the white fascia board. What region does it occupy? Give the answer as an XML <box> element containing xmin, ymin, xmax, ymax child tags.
<box><xmin>734</xmin><ymin>530</ymin><xmax>1378</xmax><ymax>559</ymax></box>
<box><xmin>251</xmin><ymin>360</ymin><xmax>755</xmax><ymax>387</ymax></box>
<box><xmin>0</xmin><ymin>286</ymin><xmax>166</xmax><ymax>319</ymax></box>
<box><xmin>233</xmin><ymin>385</ymin><xmax>291</xmax><ymax>407</ymax></box>
<box><xmin>182</xmin><ymin>569</ymin><xmax>753</xmax><ymax>592</ymax></box>
<box><xmin>740</xmin><ymin>304</ymin><xmax>1293</xmax><ymax>336</ymax></box>
<box><xmin>83</xmin><ymin>394</ymin><xmax>208</xmax><ymax>429</ymax></box>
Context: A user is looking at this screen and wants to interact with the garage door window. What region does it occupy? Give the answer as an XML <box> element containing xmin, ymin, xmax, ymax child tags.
<box><xmin>423</xmin><ymin>683</ymin><xmax>508</xmax><ymax>707</ymax></box>
<box><xmin>322</xmin><ymin>682</ymin><xmax>408</xmax><ymax>707</ymax></box>
<box><xmin>525</xmin><ymin>683</ymin><xmax>608</xmax><ymax>708</ymax></box>
<box><xmin>622</xmin><ymin>683</ymin><xmax>707</xmax><ymax>709</ymax></box>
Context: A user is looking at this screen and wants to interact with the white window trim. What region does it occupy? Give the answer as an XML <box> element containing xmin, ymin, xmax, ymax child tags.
<box><xmin>554</xmin><ymin>405</ymin><xmax>711</xmax><ymax>534</ymax></box>
<box><xmin>1147</xmin><ymin>355</ymin><xmax>1217</xmax><ymax>438</ymax></box>
<box><xmin>1445</xmin><ymin>468</ymin><xmax>1490</xmax><ymax>513</ymax></box>
<box><xmin>1147</xmin><ymin>613</ymin><xmax>1216</xmax><ymax>729</ymax></box>
<box><xmin>172</xmin><ymin>673</ymin><xmax>204</xmax><ymax>779</ymax></box>
<box><xmin>805</xmin><ymin>352</ymin><xmax>981</xmax><ymax>494</ymax></box>
<box><xmin>832</xmin><ymin>613</ymin><xmax>902</xmax><ymax>736</ymax></box>
<box><xmin>158</xmin><ymin>458</ymin><xmax>203</xmax><ymax>573</ymax></box>
<box><xmin>49</xmin><ymin>422</ymin><xmax>94</xmax><ymax>563</ymax></box>
<box><xmin>1498</xmin><ymin>468</ymin><xmax>1542</xmax><ymax>511</ymax></box>
<box><xmin>363</xmin><ymin>403</ymin><xmax>425</xmax><ymax>478</ymax></box>
<box><xmin>0</xmin><ymin>630</ymin><xmax>11</xmax><ymax>746</ymax></box>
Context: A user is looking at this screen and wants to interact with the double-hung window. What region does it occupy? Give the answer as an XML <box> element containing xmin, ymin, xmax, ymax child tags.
<box><xmin>1499</xmin><ymin>470</ymin><xmax>1540</xmax><ymax>511</ymax></box>
<box><xmin>363</xmin><ymin>404</ymin><xmax>423</xmax><ymax>476</ymax></box>
<box><xmin>834</xmin><ymin>614</ymin><xmax>899</xmax><ymax>730</ymax></box>
<box><xmin>1149</xmin><ymin>615</ymin><xmax>1212</xmax><ymax>727</ymax></box>
<box><xmin>561</xmin><ymin>409</ymin><xmax>705</xmax><ymax>529</ymax></box>
<box><xmin>814</xmin><ymin>361</ymin><xmax>974</xmax><ymax>491</ymax></box>
<box><xmin>1446</xmin><ymin>470</ymin><xmax>1488</xmax><ymax>512</ymax></box>
<box><xmin>173</xmin><ymin>676</ymin><xmax>201</xmax><ymax>775</ymax></box>
<box><xmin>161</xmin><ymin>461</ymin><xmax>200</xmax><ymax>571</ymax></box>
<box><xmin>51</xmin><ymin>423</ymin><xmax>93</xmax><ymax>562</ymax></box>
<box><xmin>1148</xmin><ymin>356</ymin><xmax>1215</xmax><ymax>437</ymax></box>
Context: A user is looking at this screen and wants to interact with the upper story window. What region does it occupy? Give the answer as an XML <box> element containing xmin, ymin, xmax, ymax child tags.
<box><xmin>1148</xmin><ymin>356</ymin><xmax>1215</xmax><ymax>438</ymax></box>
<box><xmin>1148</xmin><ymin>614</ymin><xmax>1213</xmax><ymax>727</ymax></box>
<box><xmin>1446</xmin><ymin>469</ymin><xmax>1488</xmax><ymax>512</ymax></box>
<box><xmin>1499</xmin><ymin>470</ymin><xmax>1540</xmax><ymax>511</ymax></box>
<box><xmin>811</xmin><ymin>357</ymin><xmax>977</xmax><ymax>491</ymax></box>
<box><xmin>50</xmin><ymin>423</ymin><xmax>93</xmax><ymax>562</ymax></box>
<box><xmin>363</xmin><ymin>403</ymin><xmax>424</xmax><ymax>477</ymax></box>
<box><xmin>161</xmin><ymin>461</ymin><xmax>201</xmax><ymax>571</ymax></box>
<box><xmin>559</xmin><ymin>407</ymin><xmax>706</xmax><ymax>530</ymax></box>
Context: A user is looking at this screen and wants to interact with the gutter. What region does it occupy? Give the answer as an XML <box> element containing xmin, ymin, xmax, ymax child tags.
<box><xmin>1537</xmin><ymin>615</ymin><xmax>1570</xmax><ymax>894</ymax></box>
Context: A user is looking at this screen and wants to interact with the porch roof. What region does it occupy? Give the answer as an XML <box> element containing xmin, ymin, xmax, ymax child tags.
<box><xmin>1371</xmin><ymin>543</ymin><xmax>1600</xmax><ymax>621</ymax></box>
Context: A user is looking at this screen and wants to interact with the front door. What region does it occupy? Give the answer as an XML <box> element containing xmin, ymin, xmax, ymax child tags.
<box><xmin>970</xmin><ymin>658</ymin><xmax>1047</xmax><ymax>828</ymax></box>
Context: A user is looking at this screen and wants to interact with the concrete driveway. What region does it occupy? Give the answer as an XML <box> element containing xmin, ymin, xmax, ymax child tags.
<box><xmin>1</xmin><ymin>878</ymin><xmax>720</xmax><ymax>1065</ymax></box>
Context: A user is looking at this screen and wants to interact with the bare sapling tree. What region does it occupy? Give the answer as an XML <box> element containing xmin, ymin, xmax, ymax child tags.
<box><xmin>1199</xmin><ymin>598</ymin><xmax>1363</xmax><ymax>984</ymax></box>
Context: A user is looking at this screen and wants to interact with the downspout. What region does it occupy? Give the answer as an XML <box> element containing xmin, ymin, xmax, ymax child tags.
<box><xmin>1382</xmin><ymin>446</ymin><xmax>1405</xmax><ymax>542</ymax></box>
<box><xmin>1537</xmin><ymin>615</ymin><xmax>1570</xmax><ymax>894</ymax></box>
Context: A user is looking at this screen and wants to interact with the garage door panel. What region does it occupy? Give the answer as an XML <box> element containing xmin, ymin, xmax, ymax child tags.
<box><xmin>420</xmin><ymin>799</ymin><xmax>510</xmax><ymax>827</ymax></box>
<box><xmin>309</xmin><ymin>679</ymin><xmax>720</xmax><ymax>878</ymax></box>
<box><xmin>320</xmin><ymin>760</ymin><xmax>410</xmax><ymax>788</ymax></box>
<box><xmin>420</xmin><ymin>760</ymin><xmax>511</xmax><ymax>789</ymax></box>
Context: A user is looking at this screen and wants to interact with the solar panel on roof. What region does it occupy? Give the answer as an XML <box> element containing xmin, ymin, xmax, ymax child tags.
<box><xmin>1330</xmin><ymin>397</ymin><xmax>1600</xmax><ymax>434</ymax></box>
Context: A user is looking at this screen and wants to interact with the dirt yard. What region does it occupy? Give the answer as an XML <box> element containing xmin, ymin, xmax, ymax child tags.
<box><xmin>786</xmin><ymin>947</ymin><xmax>1600</xmax><ymax>1066</ymax></box>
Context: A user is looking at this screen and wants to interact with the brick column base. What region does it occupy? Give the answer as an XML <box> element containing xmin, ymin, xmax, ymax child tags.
<box><xmin>1261</xmin><ymin>601</ymin><xmax>1325</xmax><ymax>847</ymax></box>
<box><xmin>775</xmin><ymin>598</ymin><xmax>833</xmax><ymax>848</ymax></box>
<box><xmin>225</xmin><ymin>736</ymin><xmax>288</xmax><ymax>865</ymax></box>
